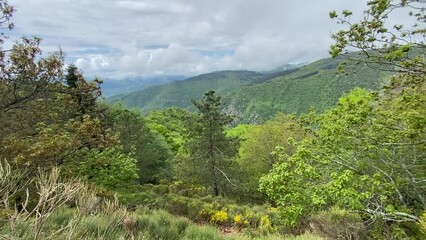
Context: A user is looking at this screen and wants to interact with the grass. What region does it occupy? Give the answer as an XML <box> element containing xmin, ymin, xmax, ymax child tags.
<box><xmin>0</xmin><ymin>165</ymin><xmax>324</xmax><ymax>239</ymax></box>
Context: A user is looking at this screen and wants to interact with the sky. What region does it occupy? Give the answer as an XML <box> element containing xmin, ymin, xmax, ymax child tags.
<box><xmin>4</xmin><ymin>0</ymin><xmax>374</xmax><ymax>79</ymax></box>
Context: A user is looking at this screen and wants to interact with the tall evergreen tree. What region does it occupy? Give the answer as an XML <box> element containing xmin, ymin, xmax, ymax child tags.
<box><xmin>65</xmin><ymin>64</ymin><xmax>78</xmax><ymax>88</ymax></box>
<box><xmin>180</xmin><ymin>90</ymin><xmax>237</xmax><ymax>196</ymax></box>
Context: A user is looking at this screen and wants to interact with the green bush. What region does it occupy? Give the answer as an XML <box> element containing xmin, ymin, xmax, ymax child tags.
<box><xmin>116</xmin><ymin>184</ymin><xmax>296</xmax><ymax>236</ymax></box>
<box><xmin>181</xmin><ymin>224</ymin><xmax>226</xmax><ymax>240</ymax></box>
<box><xmin>308</xmin><ymin>207</ymin><xmax>366</xmax><ymax>240</ymax></box>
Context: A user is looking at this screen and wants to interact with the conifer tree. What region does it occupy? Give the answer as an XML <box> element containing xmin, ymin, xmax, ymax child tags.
<box><xmin>182</xmin><ymin>90</ymin><xmax>237</xmax><ymax>196</ymax></box>
<box><xmin>65</xmin><ymin>64</ymin><xmax>78</xmax><ymax>88</ymax></box>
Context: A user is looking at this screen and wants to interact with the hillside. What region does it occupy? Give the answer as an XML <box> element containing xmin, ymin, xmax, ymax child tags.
<box><xmin>109</xmin><ymin>55</ymin><xmax>389</xmax><ymax>122</ymax></box>
<box><xmin>224</xmin><ymin>56</ymin><xmax>389</xmax><ymax>122</ymax></box>
<box><xmin>108</xmin><ymin>70</ymin><xmax>266</xmax><ymax>110</ymax></box>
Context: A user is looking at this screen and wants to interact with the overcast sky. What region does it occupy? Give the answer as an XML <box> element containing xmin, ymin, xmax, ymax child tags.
<box><xmin>7</xmin><ymin>0</ymin><xmax>372</xmax><ymax>79</ymax></box>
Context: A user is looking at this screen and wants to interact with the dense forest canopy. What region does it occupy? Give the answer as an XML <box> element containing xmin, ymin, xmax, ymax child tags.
<box><xmin>0</xmin><ymin>0</ymin><xmax>425</xmax><ymax>239</ymax></box>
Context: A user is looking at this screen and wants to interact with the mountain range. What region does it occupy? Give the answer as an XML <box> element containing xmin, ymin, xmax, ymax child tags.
<box><xmin>108</xmin><ymin>54</ymin><xmax>389</xmax><ymax>123</ymax></box>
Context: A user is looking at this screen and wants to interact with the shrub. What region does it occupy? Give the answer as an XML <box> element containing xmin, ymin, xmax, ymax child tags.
<box><xmin>210</xmin><ymin>210</ymin><xmax>228</xmax><ymax>225</ymax></box>
<box><xmin>308</xmin><ymin>207</ymin><xmax>366</xmax><ymax>240</ymax></box>
<box><xmin>234</xmin><ymin>214</ymin><xmax>243</xmax><ymax>225</ymax></box>
<box><xmin>259</xmin><ymin>215</ymin><xmax>277</xmax><ymax>235</ymax></box>
<box><xmin>181</xmin><ymin>224</ymin><xmax>226</xmax><ymax>240</ymax></box>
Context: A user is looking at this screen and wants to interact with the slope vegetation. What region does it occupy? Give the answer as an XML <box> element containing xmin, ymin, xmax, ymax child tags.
<box><xmin>109</xmin><ymin>55</ymin><xmax>389</xmax><ymax>122</ymax></box>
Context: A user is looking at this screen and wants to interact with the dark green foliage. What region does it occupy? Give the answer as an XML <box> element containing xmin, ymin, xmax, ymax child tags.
<box><xmin>179</xmin><ymin>91</ymin><xmax>238</xmax><ymax>196</ymax></box>
<box><xmin>104</xmin><ymin>104</ymin><xmax>172</xmax><ymax>184</ymax></box>
<box><xmin>65</xmin><ymin>64</ymin><xmax>78</xmax><ymax>88</ymax></box>
<box><xmin>64</xmin><ymin>65</ymin><xmax>103</xmax><ymax>117</ymax></box>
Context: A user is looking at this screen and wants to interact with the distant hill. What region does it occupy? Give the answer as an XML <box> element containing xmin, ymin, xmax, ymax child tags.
<box><xmin>223</xmin><ymin>56</ymin><xmax>388</xmax><ymax>123</ymax></box>
<box><xmin>108</xmin><ymin>70</ymin><xmax>266</xmax><ymax>111</ymax></box>
<box><xmin>108</xmin><ymin>55</ymin><xmax>390</xmax><ymax>123</ymax></box>
<box><xmin>101</xmin><ymin>75</ymin><xmax>187</xmax><ymax>97</ymax></box>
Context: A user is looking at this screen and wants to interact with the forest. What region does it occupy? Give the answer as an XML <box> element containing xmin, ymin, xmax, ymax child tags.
<box><xmin>0</xmin><ymin>0</ymin><xmax>425</xmax><ymax>239</ymax></box>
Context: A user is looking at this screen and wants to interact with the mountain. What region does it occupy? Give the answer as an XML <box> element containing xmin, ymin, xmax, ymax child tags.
<box><xmin>100</xmin><ymin>75</ymin><xmax>187</xmax><ymax>97</ymax></box>
<box><xmin>223</xmin><ymin>56</ymin><xmax>388</xmax><ymax>123</ymax></box>
<box><xmin>108</xmin><ymin>55</ymin><xmax>390</xmax><ymax>123</ymax></box>
<box><xmin>108</xmin><ymin>70</ymin><xmax>266</xmax><ymax>111</ymax></box>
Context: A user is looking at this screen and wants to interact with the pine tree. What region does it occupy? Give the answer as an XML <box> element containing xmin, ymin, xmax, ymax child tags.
<box><xmin>65</xmin><ymin>64</ymin><xmax>78</xmax><ymax>88</ymax></box>
<box><xmin>182</xmin><ymin>90</ymin><xmax>237</xmax><ymax>196</ymax></box>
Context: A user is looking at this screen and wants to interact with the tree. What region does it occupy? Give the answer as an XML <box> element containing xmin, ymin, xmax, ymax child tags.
<box><xmin>64</xmin><ymin>64</ymin><xmax>103</xmax><ymax>117</ymax></box>
<box><xmin>260</xmin><ymin>87</ymin><xmax>425</xmax><ymax>230</ymax></box>
<box><xmin>229</xmin><ymin>113</ymin><xmax>308</xmax><ymax>202</ymax></box>
<box><xmin>0</xmin><ymin>0</ymin><xmax>14</xmax><ymax>56</ymax></box>
<box><xmin>0</xmin><ymin>1</ymin><xmax>114</xmax><ymax>175</ymax></box>
<box><xmin>329</xmin><ymin>0</ymin><xmax>425</xmax><ymax>78</ymax></box>
<box><xmin>65</xmin><ymin>64</ymin><xmax>78</xmax><ymax>88</ymax></box>
<box><xmin>146</xmin><ymin>107</ymin><xmax>195</xmax><ymax>154</ymax></box>
<box><xmin>72</xmin><ymin>147</ymin><xmax>139</xmax><ymax>189</ymax></box>
<box><xmin>260</xmin><ymin>1</ymin><xmax>425</xmax><ymax>236</ymax></box>
<box><xmin>178</xmin><ymin>90</ymin><xmax>237</xmax><ymax>196</ymax></box>
<box><xmin>104</xmin><ymin>104</ymin><xmax>172</xmax><ymax>184</ymax></box>
<box><xmin>0</xmin><ymin>37</ymin><xmax>64</xmax><ymax>112</ymax></box>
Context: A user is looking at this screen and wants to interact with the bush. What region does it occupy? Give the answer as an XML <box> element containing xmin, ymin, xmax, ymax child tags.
<box><xmin>181</xmin><ymin>224</ymin><xmax>226</xmax><ymax>240</ymax></box>
<box><xmin>136</xmin><ymin>209</ymin><xmax>189</xmax><ymax>240</ymax></box>
<box><xmin>308</xmin><ymin>207</ymin><xmax>366</xmax><ymax>240</ymax></box>
<box><xmin>210</xmin><ymin>210</ymin><xmax>229</xmax><ymax>225</ymax></box>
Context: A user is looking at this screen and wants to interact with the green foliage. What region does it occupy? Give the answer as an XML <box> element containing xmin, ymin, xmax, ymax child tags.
<box><xmin>117</xmin><ymin>183</ymin><xmax>285</xmax><ymax>235</ymax></box>
<box><xmin>109</xmin><ymin>56</ymin><xmax>385</xmax><ymax>123</ymax></box>
<box><xmin>65</xmin><ymin>64</ymin><xmax>78</xmax><ymax>88</ymax></box>
<box><xmin>109</xmin><ymin>70</ymin><xmax>264</xmax><ymax>111</ymax></box>
<box><xmin>104</xmin><ymin>103</ymin><xmax>172</xmax><ymax>183</ymax></box>
<box><xmin>259</xmin><ymin>3</ymin><xmax>426</xmax><ymax>236</ymax></box>
<box><xmin>178</xmin><ymin>90</ymin><xmax>238</xmax><ymax>196</ymax></box>
<box><xmin>330</xmin><ymin>0</ymin><xmax>425</xmax><ymax>77</ymax></box>
<box><xmin>72</xmin><ymin>147</ymin><xmax>139</xmax><ymax>188</ymax></box>
<box><xmin>232</xmin><ymin>114</ymin><xmax>308</xmax><ymax>201</ymax></box>
<box><xmin>0</xmin><ymin>37</ymin><xmax>115</xmax><ymax>173</ymax></box>
<box><xmin>419</xmin><ymin>211</ymin><xmax>426</xmax><ymax>234</ymax></box>
<box><xmin>228</xmin><ymin>56</ymin><xmax>386</xmax><ymax>122</ymax></box>
<box><xmin>308</xmin><ymin>207</ymin><xmax>366</xmax><ymax>240</ymax></box>
<box><xmin>146</xmin><ymin>107</ymin><xmax>195</xmax><ymax>154</ymax></box>
<box><xmin>261</xmin><ymin>81</ymin><xmax>425</xmax><ymax>235</ymax></box>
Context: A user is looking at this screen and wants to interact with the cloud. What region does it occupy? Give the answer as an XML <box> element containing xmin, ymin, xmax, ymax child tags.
<box><xmin>8</xmin><ymin>0</ymin><xmax>416</xmax><ymax>79</ymax></box>
<box><xmin>115</xmin><ymin>0</ymin><xmax>193</xmax><ymax>15</ymax></box>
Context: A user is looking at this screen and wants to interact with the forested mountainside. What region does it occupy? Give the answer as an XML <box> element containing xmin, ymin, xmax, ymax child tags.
<box><xmin>108</xmin><ymin>70</ymin><xmax>265</xmax><ymax>110</ymax></box>
<box><xmin>109</xmin><ymin>54</ymin><xmax>388</xmax><ymax>123</ymax></box>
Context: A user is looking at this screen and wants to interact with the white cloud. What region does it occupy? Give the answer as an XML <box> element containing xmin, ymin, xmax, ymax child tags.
<box><xmin>115</xmin><ymin>0</ymin><xmax>193</xmax><ymax>14</ymax></box>
<box><xmin>7</xmin><ymin>0</ymin><xmax>418</xmax><ymax>79</ymax></box>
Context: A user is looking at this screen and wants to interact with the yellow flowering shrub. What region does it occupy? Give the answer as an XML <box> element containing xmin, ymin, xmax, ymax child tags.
<box><xmin>233</xmin><ymin>214</ymin><xmax>242</xmax><ymax>225</ymax></box>
<box><xmin>210</xmin><ymin>210</ymin><xmax>228</xmax><ymax>225</ymax></box>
